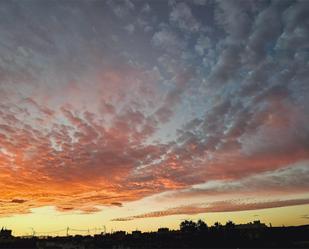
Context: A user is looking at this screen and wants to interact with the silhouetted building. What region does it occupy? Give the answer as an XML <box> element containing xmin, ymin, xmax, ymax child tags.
<box><xmin>2</xmin><ymin>222</ymin><xmax>309</xmax><ymax>248</ymax></box>
<box><xmin>237</xmin><ymin>220</ymin><xmax>267</xmax><ymax>229</ymax></box>
<box><xmin>112</xmin><ymin>230</ymin><xmax>126</xmax><ymax>240</ymax></box>
<box><xmin>0</xmin><ymin>227</ymin><xmax>12</xmax><ymax>238</ymax></box>
<box><xmin>158</xmin><ymin>227</ymin><xmax>169</xmax><ymax>233</ymax></box>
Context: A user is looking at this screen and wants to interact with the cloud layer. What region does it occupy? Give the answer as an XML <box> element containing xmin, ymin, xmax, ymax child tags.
<box><xmin>112</xmin><ymin>198</ymin><xmax>309</xmax><ymax>221</ymax></box>
<box><xmin>0</xmin><ymin>0</ymin><xmax>308</xmax><ymax>218</ymax></box>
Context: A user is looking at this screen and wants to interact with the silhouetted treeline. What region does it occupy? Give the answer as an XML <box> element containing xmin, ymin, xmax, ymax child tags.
<box><xmin>1</xmin><ymin>220</ymin><xmax>309</xmax><ymax>248</ymax></box>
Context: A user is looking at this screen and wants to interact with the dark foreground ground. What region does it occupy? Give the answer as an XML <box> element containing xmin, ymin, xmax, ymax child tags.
<box><xmin>1</xmin><ymin>224</ymin><xmax>308</xmax><ymax>249</ymax></box>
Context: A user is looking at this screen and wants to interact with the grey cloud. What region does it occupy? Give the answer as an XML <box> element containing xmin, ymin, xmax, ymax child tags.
<box><xmin>275</xmin><ymin>1</ymin><xmax>309</xmax><ymax>55</ymax></box>
<box><xmin>141</xmin><ymin>3</ymin><xmax>151</xmax><ymax>13</ymax></box>
<box><xmin>178</xmin><ymin>162</ymin><xmax>309</xmax><ymax>197</ymax></box>
<box><xmin>208</xmin><ymin>44</ymin><xmax>242</xmax><ymax>85</ymax></box>
<box><xmin>124</xmin><ymin>24</ymin><xmax>135</xmax><ymax>34</ymax></box>
<box><xmin>192</xmin><ymin>0</ymin><xmax>209</xmax><ymax>6</ymax></box>
<box><xmin>107</xmin><ymin>0</ymin><xmax>135</xmax><ymax>18</ymax></box>
<box><xmin>195</xmin><ymin>35</ymin><xmax>211</xmax><ymax>56</ymax></box>
<box><xmin>216</xmin><ymin>0</ymin><xmax>253</xmax><ymax>42</ymax></box>
<box><xmin>152</xmin><ymin>28</ymin><xmax>186</xmax><ymax>55</ymax></box>
<box><xmin>170</xmin><ymin>2</ymin><xmax>200</xmax><ymax>32</ymax></box>
<box><xmin>180</xmin><ymin>0</ymin><xmax>309</xmax><ymax>159</ymax></box>
<box><xmin>245</xmin><ymin>4</ymin><xmax>282</xmax><ymax>65</ymax></box>
<box><xmin>283</xmin><ymin>1</ymin><xmax>309</xmax><ymax>33</ymax></box>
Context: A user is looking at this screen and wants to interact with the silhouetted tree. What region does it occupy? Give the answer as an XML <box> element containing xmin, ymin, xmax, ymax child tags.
<box><xmin>197</xmin><ymin>219</ymin><xmax>208</xmax><ymax>231</ymax></box>
<box><xmin>180</xmin><ymin>220</ymin><xmax>197</xmax><ymax>232</ymax></box>
<box><xmin>225</xmin><ymin>220</ymin><xmax>236</xmax><ymax>229</ymax></box>
<box><xmin>214</xmin><ymin>222</ymin><xmax>223</xmax><ymax>230</ymax></box>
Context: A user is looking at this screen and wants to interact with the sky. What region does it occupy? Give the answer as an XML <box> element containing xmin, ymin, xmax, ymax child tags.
<box><xmin>0</xmin><ymin>0</ymin><xmax>309</xmax><ymax>236</ymax></box>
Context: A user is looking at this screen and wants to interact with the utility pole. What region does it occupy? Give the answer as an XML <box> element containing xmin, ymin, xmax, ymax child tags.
<box><xmin>66</xmin><ymin>227</ymin><xmax>69</xmax><ymax>237</ymax></box>
<box><xmin>30</xmin><ymin>227</ymin><xmax>35</xmax><ymax>237</ymax></box>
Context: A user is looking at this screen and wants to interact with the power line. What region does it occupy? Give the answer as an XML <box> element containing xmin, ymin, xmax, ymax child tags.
<box><xmin>24</xmin><ymin>226</ymin><xmax>106</xmax><ymax>236</ymax></box>
<box><xmin>35</xmin><ymin>228</ymin><xmax>66</xmax><ymax>235</ymax></box>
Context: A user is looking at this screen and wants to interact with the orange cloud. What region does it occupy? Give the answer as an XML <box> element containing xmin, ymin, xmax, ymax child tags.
<box><xmin>112</xmin><ymin>198</ymin><xmax>309</xmax><ymax>221</ymax></box>
<box><xmin>1</xmin><ymin>65</ymin><xmax>308</xmax><ymax>219</ymax></box>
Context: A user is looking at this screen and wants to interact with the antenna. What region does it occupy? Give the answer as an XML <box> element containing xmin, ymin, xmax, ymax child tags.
<box><xmin>29</xmin><ymin>227</ymin><xmax>35</xmax><ymax>237</ymax></box>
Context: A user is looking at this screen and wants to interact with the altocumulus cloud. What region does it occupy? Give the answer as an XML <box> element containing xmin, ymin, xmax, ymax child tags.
<box><xmin>0</xmin><ymin>0</ymin><xmax>308</xmax><ymax>217</ymax></box>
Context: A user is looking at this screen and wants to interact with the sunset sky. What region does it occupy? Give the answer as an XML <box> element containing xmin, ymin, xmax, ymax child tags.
<box><xmin>0</xmin><ymin>0</ymin><xmax>309</xmax><ymax>236</ymax></box>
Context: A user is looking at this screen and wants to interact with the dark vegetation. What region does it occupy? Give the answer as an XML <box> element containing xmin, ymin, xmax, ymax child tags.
<box><xmin>1</xmin><ymin>220</ymin><xmax>309</xmax><ymax>248</ymax></box>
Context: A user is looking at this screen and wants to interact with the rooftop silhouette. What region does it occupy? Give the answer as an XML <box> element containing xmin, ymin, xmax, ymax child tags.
<box><xmin>1</xmin><ymin>220</ymin><xmax>309</xmax><ymax>248</ymax></box>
